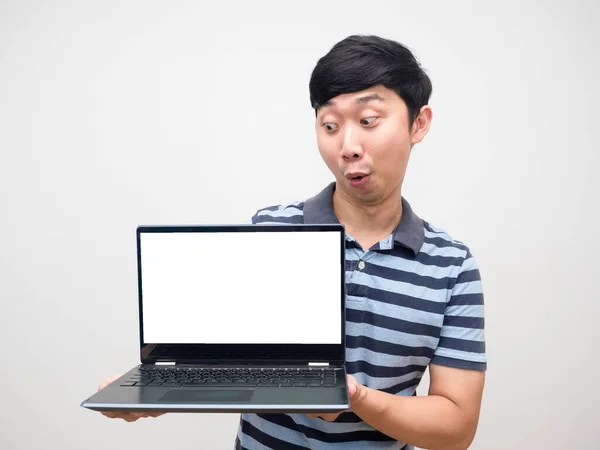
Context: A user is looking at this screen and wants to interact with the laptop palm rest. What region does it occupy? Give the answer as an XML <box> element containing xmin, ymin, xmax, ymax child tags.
<box><xmin>158</xmin><ymin>389</ymin><xmax>254</xmax><ymax>403</ymax></box>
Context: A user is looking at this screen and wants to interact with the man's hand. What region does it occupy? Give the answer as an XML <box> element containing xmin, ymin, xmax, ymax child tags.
<box><xmin>307</xmin><ymin>374</ymin><xmax>364</xmax><ymax>422</ymax></box>
<box><xmin>97</xmin><ymin>374</ymin><xmax>165</xmax><ymax>422</ymax></box>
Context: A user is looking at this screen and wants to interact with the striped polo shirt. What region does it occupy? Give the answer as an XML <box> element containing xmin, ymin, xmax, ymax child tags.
<box><xmin>235</xmin><ymin>182</ymin><xmax>487</xmax><ymax>450</ymax></box>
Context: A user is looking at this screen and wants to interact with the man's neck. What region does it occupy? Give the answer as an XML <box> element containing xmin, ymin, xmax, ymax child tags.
<box><xmin>332</xmin><ymin>183</ymin><xmax>403</xmax><ymax>242</ymax></box>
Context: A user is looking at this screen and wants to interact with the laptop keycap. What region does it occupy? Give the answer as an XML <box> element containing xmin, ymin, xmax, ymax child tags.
<box><xmin>125</xmin><ymin>367</ymin><xmax>338</xmax><ymax>388</ymax></box>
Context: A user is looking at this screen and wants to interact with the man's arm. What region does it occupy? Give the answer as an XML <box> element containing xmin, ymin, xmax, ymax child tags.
<box><xmin>349</xmin><ymin>364</ymin><xmax>485</xmax><ymax>450</ymax></box>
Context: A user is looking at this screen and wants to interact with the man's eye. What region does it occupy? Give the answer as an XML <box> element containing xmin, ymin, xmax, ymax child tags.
<box><xmin>323</xmin><ymin>123</ymin><xmax>338</xmax><ymax>131</ymax></box>
<box><xmin>360</xmin><ymin>117</ymin><xmax>378</xmax><ymax>126</ymax></box>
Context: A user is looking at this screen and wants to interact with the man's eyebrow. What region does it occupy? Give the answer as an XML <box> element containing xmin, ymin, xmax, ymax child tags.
<box><xmin>354</xmin><ymin>93</ymin><xmax>385</xmax><ymax>105</ymax></box>
<box><xmin>321</xmin><ymin>93</ymin><xmax>385</xmax><ymax>109</ymax></box>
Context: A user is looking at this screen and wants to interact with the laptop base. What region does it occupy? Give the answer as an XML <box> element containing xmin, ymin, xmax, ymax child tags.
<box><xmin>81</xmin><ymin>366</ymin><xmax>350</xmax><ymax>414</ymax></box>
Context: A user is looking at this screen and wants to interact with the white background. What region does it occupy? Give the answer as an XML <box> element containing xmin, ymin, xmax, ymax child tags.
<box><xmin>140</xmin><ymin>231</ymin><xmax>341</xmax><ymax>344</ymax></box>
<box><xmin>1</xmin><ymin>1</ymin><xmax>599</xmax><ymax>449</ymax></box>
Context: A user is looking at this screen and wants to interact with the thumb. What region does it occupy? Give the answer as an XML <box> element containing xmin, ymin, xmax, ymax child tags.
<box><xmin>346</xmin><ymin>375</ymin><xmax>362</xmax><ymax>401</ymax></box>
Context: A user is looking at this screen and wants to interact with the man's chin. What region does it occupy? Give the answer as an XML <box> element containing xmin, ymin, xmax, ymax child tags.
<box><xmin>337</xmin><ymin>180</ymin><xmax>381</xmax><ymax>204</ymax></box>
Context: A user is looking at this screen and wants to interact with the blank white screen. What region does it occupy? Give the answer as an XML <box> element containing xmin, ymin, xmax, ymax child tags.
<box><xmin>140</xmin><ymin>230</ymin><xmax>342</xmax><ymax>344</ymax></box>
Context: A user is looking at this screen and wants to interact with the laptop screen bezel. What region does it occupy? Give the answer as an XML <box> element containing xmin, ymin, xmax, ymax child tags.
<box><xmin>136</xmin><ymin>224</ymin><xmax>346</xmax><ymax>365</ymax></box>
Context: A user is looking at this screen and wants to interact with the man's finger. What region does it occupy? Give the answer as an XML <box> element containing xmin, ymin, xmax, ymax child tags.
<box><xmin>98</xmin><ymin>373</ymin><xmax>124</xmax><ymax>391</ymax></box>
<box><xmin>319</xmin><ymin>413</ymin><xmax>340</xmax><ymax>422</ymax></box>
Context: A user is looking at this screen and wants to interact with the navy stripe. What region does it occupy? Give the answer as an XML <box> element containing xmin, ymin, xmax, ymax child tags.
<box><xmin>346</xmin><ymin>360</ymin><xmax>426</xmax><ymax>379</ymax></box>
<box><xmin>447</xmin><ymin>269</ymin><xmax>481</xmax><ymax>291</ymax></box>
<box><xmin>424</xmin><ymin>235</ymin><xmax>468</xmax><ymax>251</ymax></box>
<box><xmin>390</xmin><ymin>243</ymin><xmax>419</xmax><ymax>257</ymax></box>
<box><xmin>366</xmin><ymin>243</ymin><xmax>463</xmax><ymax>268</ymax></box>
<box><xmin>254</xmin><ymin>413</ymin><xmax>303</xmax><ymax>433</ymax></box>
<box><xmin>380</xmin><ymin>377</ymin><xmax>422</xmax><ymax>395</ymax></box>
<box><xmin>422</xmin><ymin>221</ymin><xmax>436</xmax><ymax>233</ymax></box>
<box><xmin>438</xmin><ymin>336</ymin><xmax>486</xmax><ymax>354</ymax></box>
<box><xmin>422</xmin><ymin>226</ymin><xmax>468</xmax><ymax>252</ymax></box>
<box><xmin>413</xmin><ymin>252</ymin><xmax>462</xmax><ymax>268</ymax></box>
<box><xmin>443</xmin><ymin>315</ymin><xmax>484</xmax><ymax>329</ymax></box>
<box><xmin>254</xmin><ymin>204</ymin><xmax>305</xmax><ymax>213</ymax></box>
<box><xmin>431</xmin><ymin>355</ymin><xmax>487</xmax><ymax>371</ymax></box>
<box><xmin>253</xmin><ymin>214</ymin><xmax>304</xmax><ymax>224</ymax></box>
<box><xmin>346</xmin><ymin>334</ymin><xmax>436</xmax><ymax>358</ymax></box>
<box><xmin>447</xmin><ymin>293</ymin><xmax>484</xmax><ymax>307</ymax></box>
<box><xmin>240</xmin><ymin>418</ymin><xmax>310</xmax><ymax>450</ymax></box>
<box><xmin>257</xmin><ymin>414</ymin><xmax>396</xmax><ymax>443</ymax></box>
<box><xmin>347</xmin><ymin>309</ymin><xmax>442</xmax><ymax>338</ymax></box>
<box><xmin>350</xmin><ymin>282</ymin><xmax>447</xmax><ymax>315</ymax></box>
<box><xmin>329</xmin><ymin>411</ymin><xmax>363</xmax><ymax>423</ymax></box>
<box><xmin>345</xmin><ymin>239</ymin><xmax>362</xmax><ymax>250</ymax></box>
<box><xmin>455</xmin><ymin>268</ymin><xmax>481</xmax><ymax>283</ymax></box>
<box><xmin>260</xmin><ymin>205</ymin><xmax>285</xmax><ymax>212</ymax></box>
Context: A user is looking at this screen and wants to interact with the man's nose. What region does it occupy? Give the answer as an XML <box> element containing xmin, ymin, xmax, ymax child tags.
<box><xmin>340</xmin><ymin>126</ymin><xmax>363</xmax><ymax>160</ymax></box>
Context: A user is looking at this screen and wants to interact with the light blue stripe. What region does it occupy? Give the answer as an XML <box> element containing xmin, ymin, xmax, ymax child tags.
<box><xmin>461</xmin><ymin>256</ymin><xmax>479</xmax><ymax>271</ymax></box>
<box><xmin>452</xmin><ymin>279</ymin><xmax>483</xmax><ymax>295</ymax></box>
<box><xmin>236</xmin><ymin>416</ymin><xmax>243</xmax><ymax>447</ymax></box>
<box><xmin>420</xmin><ymin>241</ymin><xmax>466</xmax><ymax>258</ymax></box>
<box><xmin>237</xmin><ymin>432</ymin><xmax>263</xmax><ymax>450</ymax></box>
<box><xmin>346</xmin><ymin>321</ymin><xmax>438</xmax><ymax>349</ymax></box>
<box><xmin>256</xmin><ymin>207</ymin><xmax>303</xmax><ymax>218</ymax></box>
<box><xmin>424</xmin><ymin>227</ymin><xmax>453</xmax><ymax>240</ymax></box>
<box><xmin>345</xmin><ymin>251</ymin><xmax>461</xmax><ymax>279</ymax></box>
<box><xmin>424</xmin><ymin>223</ymin><xmax>451</xmax><ymax>235</ymax></box>
<box><xmin>445</xmin><ymin>304</ymin><xmax>484</xmax><ymax>318</ymax></box>
<box><xmin>352</xmin><ymin>271</ymin><xmax>448</xmax><ymax>303</ymax></box>
<box><xmin>346</xmin><ymin>290</ymin><xmax>444</xmax><ymax>326</ymax></box>
<box><xmin>305</xmin><ymin>437</ymin><xmax>401</xmax><ymax>450</ymax></box>
<box><xmin>346</xmin><ymin>295</ymin><xmax>365</xmax><ymax>303</ymax></box>
<box><xmin>440</xmin><ymin>325</ymin><xmax>486</xmax><ymax>342</ymax></box>
<box><xmin>346</xmin><ymin>346</ymin><xmax>431</xmax><ymax>368</ymax></box>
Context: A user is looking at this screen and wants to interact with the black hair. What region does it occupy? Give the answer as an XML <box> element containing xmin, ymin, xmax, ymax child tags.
<box><xmin>309</xmin><ymin>35</ymin><xmax>432</xmax><ymax>126</ymax></box>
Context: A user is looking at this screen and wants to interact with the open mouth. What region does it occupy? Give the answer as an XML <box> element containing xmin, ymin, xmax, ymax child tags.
<box><xmin>347</xmin><ymin>174</ymin><xmax>370</xmax><ymax>186</ymax></box>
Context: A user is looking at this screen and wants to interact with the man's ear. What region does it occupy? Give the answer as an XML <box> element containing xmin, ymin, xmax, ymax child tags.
<box><xmin>410</xmin><ymin>105</ymin><xmax>433</xmax><ymax>145</ymax></box>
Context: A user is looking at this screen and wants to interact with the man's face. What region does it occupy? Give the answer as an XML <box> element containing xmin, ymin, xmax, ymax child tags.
<box><xmin>315</xmin><ymin>84</ymin><xmax>429</xmax><ymax>205</ymax></box>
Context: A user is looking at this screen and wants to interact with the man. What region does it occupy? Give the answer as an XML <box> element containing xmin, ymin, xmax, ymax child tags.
<box><xmin>99</xmin><ymin>35</ymin><xmax>486</xmax><ymax>450</ymax></box>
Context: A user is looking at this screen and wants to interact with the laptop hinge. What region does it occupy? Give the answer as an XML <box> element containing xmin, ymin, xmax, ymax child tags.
<box><xmin>155</xmin><ymin>361</ymin><xmax>176</xmax><ymax>366</ymax></box>
<box><xmin>308</xmin><ymin>362</ymin><xmax>329</xmax><ymax>367</ymax></box>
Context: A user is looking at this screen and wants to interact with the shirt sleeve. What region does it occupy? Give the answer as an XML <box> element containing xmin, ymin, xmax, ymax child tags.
<box><xmin>431</xmin><ymin>249</ymin><xmax>487</xmax><ymax>371</ymax></box>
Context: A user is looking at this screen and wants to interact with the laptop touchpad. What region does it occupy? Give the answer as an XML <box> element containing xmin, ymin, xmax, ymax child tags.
<box><xmin>158</xmin><ymin>389</ymin><xmax>254</xmax><ymax>403</ymax></box>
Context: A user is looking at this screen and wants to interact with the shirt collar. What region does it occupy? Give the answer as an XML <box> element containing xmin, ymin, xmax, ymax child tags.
<box><xmin>303</xmin><ymin>182</ymin><xmax>424</xmax><ymax>255</ymax></box>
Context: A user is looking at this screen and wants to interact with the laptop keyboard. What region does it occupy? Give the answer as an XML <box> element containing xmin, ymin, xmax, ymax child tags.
<box><xmin>120</xmin><ymin>367</ymin><xmax>337</xmax><ymax>388</ymax></box>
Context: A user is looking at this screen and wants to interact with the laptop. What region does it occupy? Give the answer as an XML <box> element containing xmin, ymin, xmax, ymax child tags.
<box><xmin>81</xmin><ymin>223</ymin><xmax>349</xmax><ymax>413</ymax></box>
